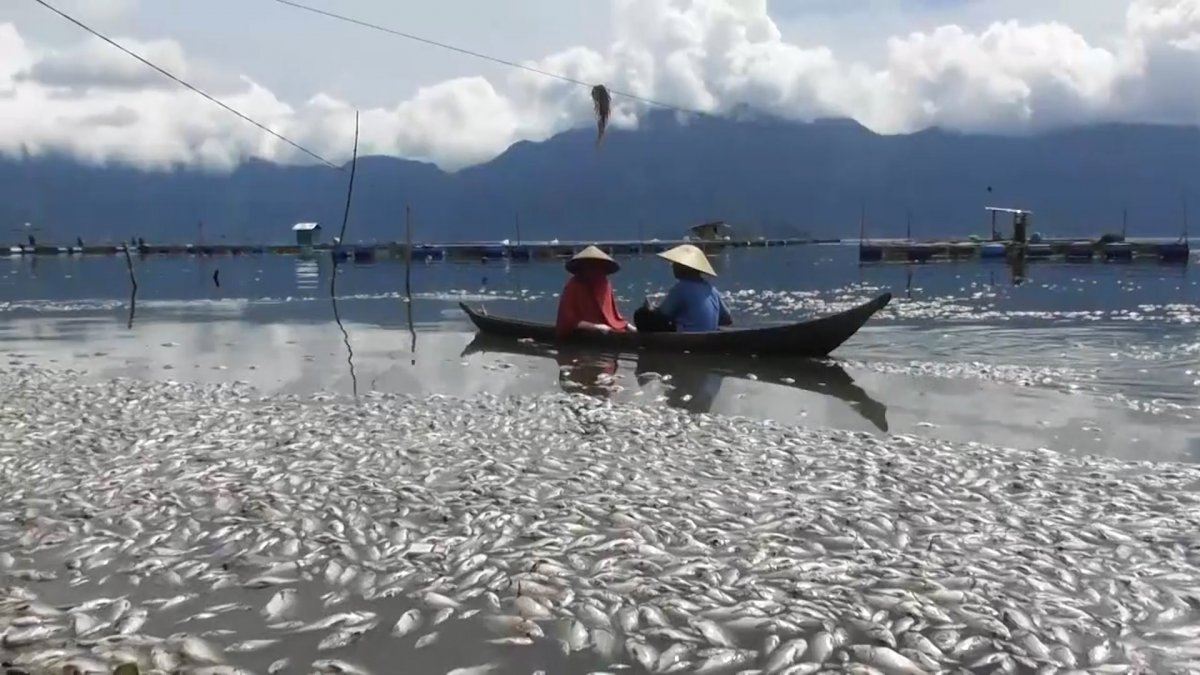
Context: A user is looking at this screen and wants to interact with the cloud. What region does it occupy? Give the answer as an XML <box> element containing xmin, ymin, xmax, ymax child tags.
<box><xmin>0</xmin><ymin>0</ymin><xmax>1198</xmax><ymax>173</ymax></box>
<box><xmin>17</xmin><ymin>35</ymin><xmax>190</xmax><ymax>91</ymax></box>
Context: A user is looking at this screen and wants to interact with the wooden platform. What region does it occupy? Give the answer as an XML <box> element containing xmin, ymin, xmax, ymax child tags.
<box><xmin>6</xmin><ymin>237</ymin><xmax>826</xmax><ymax>261</ymax></box>
<box><xmin>858</xmin><ymin>238</ymin><xmax>1191</xmax><ymax>264</ymax></box>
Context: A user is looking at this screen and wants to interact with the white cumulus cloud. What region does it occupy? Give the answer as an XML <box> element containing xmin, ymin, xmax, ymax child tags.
<box><xmin>0</xmin><ymin>0</ymin><xmax>1198</xmax><ymax>172</ymax></box>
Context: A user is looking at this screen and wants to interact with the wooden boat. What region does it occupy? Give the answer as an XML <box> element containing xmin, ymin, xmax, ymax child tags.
<box><xmin>458</xmin><ymin>292</ymin><xmax>891</xmax><ymax>357</ymax></box>
<box><xmin>460</xmin><ymin>334</ymin><xmax>889</xmax><ymax>432</ymax></box>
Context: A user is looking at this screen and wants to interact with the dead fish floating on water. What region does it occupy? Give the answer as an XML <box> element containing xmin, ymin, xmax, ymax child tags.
<box><xmin>0</xmin><ymin>367</ymin><xmax>1198</xmax><ymax>672</ymax></box>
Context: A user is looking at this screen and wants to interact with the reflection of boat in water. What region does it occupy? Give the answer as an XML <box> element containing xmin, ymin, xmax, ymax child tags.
<box><xmin>460</xmin><ymin>334</ymin><xmax>889</xmax><ymax>433</ymax></box>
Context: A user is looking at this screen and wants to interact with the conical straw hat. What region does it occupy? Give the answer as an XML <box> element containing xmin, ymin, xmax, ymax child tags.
<box><xmin>565</xmin><ymin>244</ymin><xmax>619</xmax><ymax>275</ymax></box>
<box><xmin>658</xmin><ymin>244</ymin><xmax>716</xmax><ymax>277</ymax></box>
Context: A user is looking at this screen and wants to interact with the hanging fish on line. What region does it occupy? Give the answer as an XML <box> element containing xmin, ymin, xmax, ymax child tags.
<box><xmin>591</xmin><ymin>84</ymin><xmax>612</xmax><ymax>148</ymax></box>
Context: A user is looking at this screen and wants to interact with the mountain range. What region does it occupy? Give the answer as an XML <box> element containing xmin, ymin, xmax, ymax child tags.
<box><xmin>2</xmin><ymin>109</ymin><xmax>1198</xmax><ymax>245</ymax></box>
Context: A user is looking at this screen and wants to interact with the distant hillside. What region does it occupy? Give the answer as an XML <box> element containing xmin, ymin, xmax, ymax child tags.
<box><xmin>2</xmin><ymin>110</ymin><xmax>1198</xmax><ymax>244</ymax></box>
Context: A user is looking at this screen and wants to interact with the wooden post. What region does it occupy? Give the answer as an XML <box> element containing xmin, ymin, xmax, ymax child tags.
<box><xmin>1183</xmin><ymin>195</ymin><xmax>1190</xmax><ymax>242</ymax></box>
<box><xmin>330</xmin><ymin>110</ymin><xmax>360</xmax><ymax>399</ymax></box>
<box><xmin>514</xmin><ymin>212</ymin><xmax>522</xmax><ymax>247</ymax></box>
<box><xmin>405</xmin><ymin>205</ymin><xmax>416</xmax><ymax>366</ymax></box>
<box><xmin>858</xmin><ymin>202</ymin><xmax>866</xmax><ymax>247</ymax></box>
<box><xmin>405</xmin><ymin>205</ymin><xmax>413</xmax><ymax>300</ymax></box>
<box><xmin>122</xmin><ymin>243</ymin><xmax>138</xmax><ymax>329</ymax></box>
<box><xmin>331</xmin><ymin>110</ymin><xmax>360</xmax><ymax>300</ymax></box>
<box><xmin>906</xmin><ymin>209</ymin><xmax>912</xmax><ymax>241</ymax></box>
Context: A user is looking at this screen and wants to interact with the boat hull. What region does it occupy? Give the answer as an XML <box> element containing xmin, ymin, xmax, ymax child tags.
<box><xmin>458</xmin><ymin>292</ymin><xmax>891</xmax><ymax>358</ymax></box>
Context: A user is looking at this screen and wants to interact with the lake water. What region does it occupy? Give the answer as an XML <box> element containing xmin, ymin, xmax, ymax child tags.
<box><xmin>2</xmin><ymin>244</ymin><xmax>1198</xmax><ymax>462</ymax></box>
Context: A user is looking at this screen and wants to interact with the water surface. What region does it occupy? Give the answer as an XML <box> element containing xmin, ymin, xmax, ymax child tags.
<box><xmin>2</xmin><ymin>245</ymin><xmax>1197</xmax><ymax>461</ymax></box>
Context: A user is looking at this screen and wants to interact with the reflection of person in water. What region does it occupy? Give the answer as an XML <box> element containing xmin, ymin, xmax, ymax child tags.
<box><xmin>554</xmin><ymin>350</ymin><xmax>619</xmax><ymax>399</ymax></box>
<box><xmin>635</xmin><ymin>358</ymin><xmax>723</xmax><ymax>412</ymax></box>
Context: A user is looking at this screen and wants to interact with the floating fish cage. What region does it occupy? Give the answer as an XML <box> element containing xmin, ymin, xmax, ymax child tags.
<box><xmin>352</xmin><ymin>246</ymin><xmax>376</xmax><ymax>263</ymax></box>
<box><xmin>331</xmin><ymin>245</ymin><xmax>379</xmax><ymax>263</ymax></box>
<box><xmin>1064</xmin><ymin>242</ymin><xmax>1094</xmax><ymax>261</ymax></box>
<box><xmin>1159</xmin><ymin>242</ymin><xmax>1190</xmax><ymax>262</ymax></box>
<box><xmin>859</xmin><ymin>239</ymin><xmax>1190</xmax><ymax>265</ymax></box>
<box><xmin>412</xmin><ymin>245</ymin><xmax>446</xmax><ymax>262</ymax></box>
<box><xmin>979</xmin><ymin>243</ymin><xmax>1006</xmax><ymax>259</ymax></box>
<box><xmin>5</xmin><ymin>236</ymin><xmax>815</xmax><ymax>263</ymax></box>
<box><xmin>858</xmin><ymin>245</ymin><xmax>883</xmax><ymax>262</ymax></box>
<box><xmin>1104</xmin><ymin>243</ymin><xmax>1133</xmax><ymax>261</ymax></box>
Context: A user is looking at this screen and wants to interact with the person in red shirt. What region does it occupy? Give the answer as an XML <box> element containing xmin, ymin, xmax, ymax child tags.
<box><xmin>555</xmin><ymin>245</ymin><xmax>636</xmax><ymax>339</ymax></box>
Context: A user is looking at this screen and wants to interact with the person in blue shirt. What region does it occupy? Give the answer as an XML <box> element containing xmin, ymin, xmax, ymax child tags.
<box><xmin>635</xmin><ymin>244</ymin><xmax>733</xmax><ymax>332</ymax></box>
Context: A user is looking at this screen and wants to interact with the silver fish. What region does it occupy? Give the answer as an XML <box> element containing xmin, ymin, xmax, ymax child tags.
<box><xmin>391</xmin><ymin>608</ymin><xmax>422</xmax><ymax>638</ymax></box>
<box><xmin>263</xmin><ymin>588</ymin><xmax>297</xmax><ymax>621</ymax></box>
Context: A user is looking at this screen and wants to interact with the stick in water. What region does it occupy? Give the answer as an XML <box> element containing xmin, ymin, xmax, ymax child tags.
<box><xmin>122</xmin><ymin>243</ymin><xmax>138</xmax><ymax>329</ymax></box>
<box><xmin>331</xmin><ymin>110</ymin><xmax>361</xmax><ymax>398</ymax></box>
<box><xmin>405</xmin><ymin>205</ymin><xmax>416</xmax><ymax>365</ymax></box>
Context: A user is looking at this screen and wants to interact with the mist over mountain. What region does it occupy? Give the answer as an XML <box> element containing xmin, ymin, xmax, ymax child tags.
<box><xmin>2</xmin><ymin>110</ymin><xmax>1197</xmax><ymax>245</ymax></box>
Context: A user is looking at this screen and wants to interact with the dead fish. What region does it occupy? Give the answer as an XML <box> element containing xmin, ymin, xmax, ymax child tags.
<box><xmin>3</xmin><ymin>624</ymin><xmax>59</xmax><ymax>647</ymax></box>
<box><xmin>764</xmin><ymin>638</ymin><xmax>808</xmax><ymax>673</ymax></box>
<box><xmin>318</xmin><ymin>623</ymin><xmax>373</xmax><ymax>651</ymax></box>
<box><xmin>593</xmin><ymin>628</ymin><xmax>619</xmax><ymax>659</ymax></box>
<box><xmin>391</xmin><ymin>609</ymin><xmax>422</xmax><ymax>638</ymax></box>
<box><xmin>847</xmin><ymin>645</ymin><xmax>928</xmax><ymax>674</ymax></box>
<box><xmin>244</xmin><ymin>575</ymin><xmax>297</xmax><ymax>589</ymax></box>
<box><xmin>71</xmin><ymin>612</ymin><xmax>101</xmax><ymax>637</ymax></box>
<box><xmin>626</xmin><ymin>638</ymin><xmax>659</xmax><ymax>670</ymax></box>
<box><xmin>116</xmin><ymin>607</ymin><xmax>148</xmax><ymax>634</ymax></box>
<box><xmin>774</xmin><ymin>664</ymin><xmax>822</xmax><ymax>675</ymax></box>
<box><xmin>423</xmin><ymin>591</ymin><xmax>460</xmax><ymax>610</ymax></box>
<box><xmin>616</xmin><ymin>606</ymin><xmax>640</xmax><ymax>634</ymax></box>
<box><xmin>295</xmin><ymin>612</ymin><xmax>374</xmax><ymax>633</ymax></box>
<box><xmin>563</xmin><ymin>619</ymin><xmax>589</xmax><ymax>652</ymax></box>
<box><xmin>691</xmin><ymin>617</ymin><xmax>735</xmax><ymax>648</ymax></box>
<box><xmin>694</xmin><ymin>649</ymin><xmax>753</xmax><ymax>674</ymax></box>
<box><xmin>446</xmin><ymin>665</ymin><xmax>499</xmax><ymax>675</ymax></box>
<box><xmin>311</xmin><ymin>659</ymin><xmax>370</xmax><ymax>675</ymax></box>
<box><xmin>576</xmin><ymin>603</ymin><xmax>612</xmax><ymax>629</ymax></box>
<box><xmin>228</xmin><ymin>638</ymin><xmax>281</xmax><ymax>652</ymax></box>
<box><xmin>432</xmin><ymin>606</ymin><xmax>455</xmax><ymax>625</ymax></box>
<box><xmin>1089</xmin><ymin>639</ymin><xmax>1112</xmax><ymax>666</ymax></box>
<box><xmin>486</xmin><ymin>636</ymin><xmax>534</xmax><ymax>646</ymax></box>
<box><xmin>415</xmin><ymin>631</ymin><xmax>439</xmax><ymax>649</ymax></box>
<box><xmin>483</xmin><ymin>614</ymin><xmax>543</xmax><ymax>638</ymax></box>
<box><xmin>657</xmin><ymin>642</ymin><xmax>693</xmax><ymax>671</ymax></box>
<box><xmin>263</xmin><ymin>588</ymin><xmax>297</xmax><ymax>621</ymax></box>
<box><xmin>515</xmin><ymin>595</ymin><xmax>554</xmax><ymax>620</ymax></box>
<box><xmin>899</xmin><ymin>649</ymin><xmax>940</xmax><ymax>672</ymax></box>
<box><xmin>809</xmin><ymin>632</ymin><xmax>835</xmax><ymax>663</ymax></box>
<box><xmin>179</xmin><ymin>635</ymin><xmax>224</xmax><ymax>664</ymax></box>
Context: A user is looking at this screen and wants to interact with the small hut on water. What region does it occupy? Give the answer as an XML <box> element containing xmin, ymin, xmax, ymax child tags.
<box><xmin>292</xmin><ymin>222</ymin><xmax>322</xmax><ymax>247</ymax></box>
<box><xmin>688</xmin><ymin>221</ymin><xmax>732</xmax><ymax>241</ymax></box>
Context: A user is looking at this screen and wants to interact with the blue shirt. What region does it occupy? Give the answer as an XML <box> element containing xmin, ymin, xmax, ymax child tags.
<box><xmin>657</xmin><ymin>278</ymin><xmax>730</xmax><ymax>332</ymax></box>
